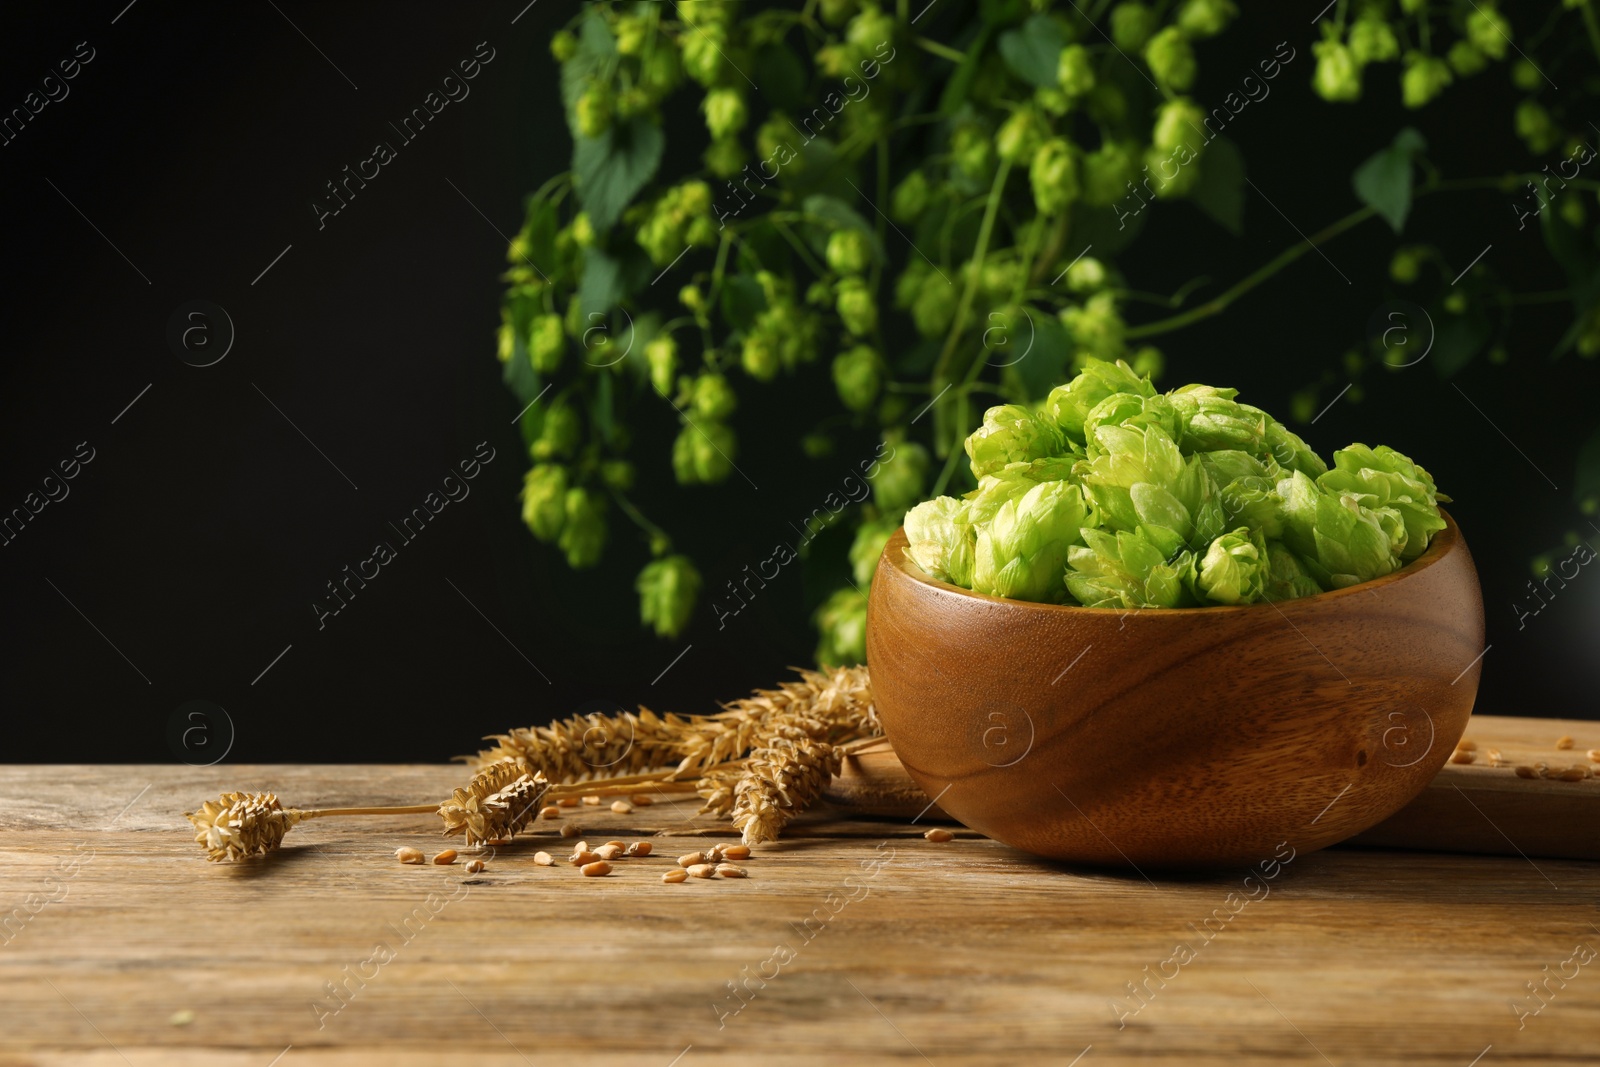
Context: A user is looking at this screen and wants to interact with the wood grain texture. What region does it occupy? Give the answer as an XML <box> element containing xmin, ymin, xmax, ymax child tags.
<box><xmin>0</xmin><ymin>765</ymin><xmax>1597</xmax><ymax>1066</ymax></box>
<box><xmin>828</xmin><ymin>718</ymin><xmax>1600</xmax><ymax>860</ymax></box>
<box><xmin>865</xmin><ymin>513</ymin><xmax>1486</xmax><ymax>868</ymax></box>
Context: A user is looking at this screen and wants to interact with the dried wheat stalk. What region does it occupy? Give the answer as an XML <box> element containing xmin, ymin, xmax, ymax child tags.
<box><xmin>185</xmin><ymin>665</ymin><xmax>880</xmax><ymax>861</ymax></box>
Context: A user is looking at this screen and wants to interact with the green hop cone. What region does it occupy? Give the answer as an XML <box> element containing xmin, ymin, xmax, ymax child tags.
<box><xmin>1176</xmin><ymin>0</ymin><xmax>1237</xmax><ymax>38</ymax></box>
<box><xmin>850</xmin><ymin>517</ymin><xmax>901</xmax><ymax>587</ymax></box>
<box><xmin>952</xmin><ymin>123</ymin><xmax>995</xmax><ymax>184</ymax></box>
<box><xmin>1348</xmin><ymin>14</ymin><xmax>1399</xmax><ymax>64</ymax></box>
<box><xmin>1317</xmin><ymin>444</ymin><xmax>1445</xmax><ymax>560</ymax></box>
<box><xmin>1083</xmin><ymin>391</ymin><xmax>1182</xmax><ymax>444</ymax></box>
<box><xmin>1465</xmin><ymin>4</ymin><xmax>1510</xmax><ymax>61</ymax></box>
<box><xmin>550</xmin><ymin>30</ymin><xmax>578</xmax><ymax>63</ymax></box>
<box><xmin>1196</xmin><ymin>526</ymin><xmax>1268</xmax><ymax>605</ymax></box>
<box><xmin>813</xmin><ymin>587</ymin><xmax>868</xmax><ymax>668</ymax></box>
<box><xmin>531</xmin><ymin>400</ymin><xmax>580</xmax><ymax>461</ymax></box>
<box><xmin>640</xmin><ymin>43</ymin><xmax>683</xmax><ymax>95</ymax></box>
<box><xmin>637</xmin><ymin>555</ymin><xmax>702</xmax><ymax>639</ymax></box>
<box><xmin>1447</xmin><ymin>40</ymin><xmax>1488</xmax><ymax>78</ymax></box>
<box><xmin>681</xmin><ymin>28</ymin><xmax>727</xmax><ymax>86</ymax></box>
<box><xmin>835</xmin><ymin>277</ymin><xmax>878</xmax><ymax>337</ymax></box>
<box><xmin>1389</xmin><ymin>247</ymin><xmax>1422</xmax><ymax>284</ymax></box>
<box><xmin>1130</xmin><ymin>345</ymin><xmax>1164</xmax><ymax>381</ymax></box>
<box><xmin>1144</xmin><ymin>27</ymin><xmax>1196</xmax><ymax>92</ymax></box>
<box><xmin>614</xmin><ymin>14</ymin><xmax>647</xmax><ymax>56</ymax></box>
<box><xmin>819</xmin><ymin>0</ymin><xmax>857</xmax><ymax>26</ymax></box>
<box><xmin>1166</xmin><ymin>384</ymin><xmax>1266</xmax><ymax>453</ymax></box>
<box><xmin>646</xmin><ymin>335</ymin><xmax>678</xmax><ymax>397</ymax></box>
<box><xmin>1111</xmin><ymin>3</ymin><xmax>1158</xmax><ymax>51</ymax></box>
<box><xmin>1515</xmin><ymin>100</ymin><xmax>1561</xmax><ymax>155</ymax></box>
<box><xmin>692</xmin><ymin>373</ymin><xmax>738</xmax><ymax>421</ymax></box>
<box><xmin>903</xmin><ymin>496</ymin><xmax>977</xmax><ymax>587</ymax></box>
<box><xmin>832</xmin><ymin>344</ymin><xmax>882</xmax><ymax>413</ymax></box>
<box><xmin>870</xmin><ymin>437</ymin><xmax>930</xmax><ymax>514</ymax></box>
<box><xmin>1401</xmin><ymin>53</ymin><xmax>1452</xmax><ymax>108</ymax></box>
<box><xmin>575</xmin><ymin>85</ymin><xmax>612</xmax><ymax>138</ymax></box>
<box><xmin>1081</xmin><ymin>140</ymin><xmax>1138</xmax><ymax>207</ymax></box>
<box><xmin>558</xmin><ymin>487</ymin><xmax>607</xmax><ymax>569</ymax></box>
<box><xmin>1057</xmin><ymin>45</ymin><xmax>1096</xmax><ymax>97</ymax></box>
<box><xmin>1066</xmin><ymin>527</ymin><xmax>1197</xmax><ymax>608</ymax></box>
<box><xmin>600</xmin><ymin>459</ymin><xmax>634</xmax><ymax>491</ymax></box>
<box><xmin>1264</xmin><ymin>540</ymin><xmax>1325</xmax><ymax>601</ymax></box>
<box><xmin>570</xmin><ymin>213</ymin><xmax>596</xmax><ymax>248</ymax></box>
<box><xmin>964</xmin><ymin>458</ymin><xmax>1078</xmax><ymax>525</ymax></box>
<box><xmin>1066</xmin><ymin>256</ymin><xmax>1108</xmax><ymax>293</ymax></box>
<box><xmin>892</xmin><ymin>171</ymin><xmax>931</xmax><ymax>222</ymax></box>
<box><xmin>520</xmin><ymin>464</ymin><xmax>568</xmax><ymax>542</ymax></box>
<box><xmin>1152</xmin><ymin>98</ymin><xmax>1206</xmax><ymax>156</ymax></box>
<box><xmin>703</xmin><ymin>136</ymin><xmax>746</xmax><ymax>179</ymax></box>
<box><xmin>1278</xmin><ymin>470</ymin><xmax>1397</xmax><ymax>588</ymax></box>
<box><xmin>826</xmin><ymin>229</ymin><xmax>873</xmax><ymax>275</ymax></box>
<box><xmin>965</xmin><ymin>404</ymin><xmax>1068</xmax><ymax>478</ymax></box>
<box><xmin>529</xmin><ymin>313</ymin><xmax>565</xmax><ymax>374</ymax></box>
<box><xmin>1059</xmin><ymin>291</ymin><xmax>1127</xmax><ymax>360</ymax></box>
<box><xmin>672</xmin><ymin>420</ymin><xmax>737</xmax><ymax>485</ymax></box>
<box><xmin>1045</xmin><ymin>358</ymin><xmax>1154</xmax><ymax>444</ymax></box>
<box><xmin>1264</xmin><ymin>417</ymin><xmax>1328</xmax><ymax>478</ymax></box>
<box><xmin>972</xmin><ymin>480</ymin><xmax>1090</xmax><ymax>603</ymax></box>
<box><xmin>741</xmin><ymin>332</ymin><xmax>780</xmax><ymax>381</ymax></box>
<box><xmin>997</xmin><ymin>107</ymin><xmax>1044</xmax><ymax>165</ymax></box>
<box><xmin>1029</xmin><ymin>139</ymin><xmax>1079</xmax><ymax>216</ymax></box>
<box><xmin>1312</xmin><ymin>38</ymin><xmax>1362</xmax><ymax>103</ymax></box>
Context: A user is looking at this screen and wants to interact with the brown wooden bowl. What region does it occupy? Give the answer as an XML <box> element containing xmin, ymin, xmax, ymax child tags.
<box><xmin>865</xmin><ymin>511</ymin><xmax>1485</xmax><ymax>869</ymax></box>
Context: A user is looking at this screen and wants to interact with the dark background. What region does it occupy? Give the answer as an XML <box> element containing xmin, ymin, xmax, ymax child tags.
<box><xmin>1</xmin><ymin>1</ymin><xmax>1594</xmax><ymax>764</ymax></box>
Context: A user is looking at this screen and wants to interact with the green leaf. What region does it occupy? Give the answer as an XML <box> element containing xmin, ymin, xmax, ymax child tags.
<box><xmin>1352</xmin><ymin>127</ymin><xmax>1426</xmax><ymax>234</ymax></box>
<box><xmin>980</xmin><ymin>0</ymin><xmax>1028</xmax><ymax>24</ymax></box>
<box><xmin>1190</xmin><ymin>137</ymin><xmax>1246</xmax><ymax>235</ymax></box>
<box><xmin>754</xmin><ymin>42</ymin><xmax>808</xmax><ymax>113</ymax></box>
<box><xmin>720</xmin><ymin>274</ymin><xmax>768</xmax><ymax>333</ymax></box>
<box><xmin>997</xmin><ymin>14</ymin><xmax>1063</xmax><ymax>89</ymax></box>
<box><xmin>578</xmin><ymin>247</ymin><xmax>624</xmax><ymax>322</ymax></box>
<box><xmin>561</xmin><ymin>11</ymin><xmax>617</xmax><ymax>125</ymax></box>
<box><xmin>524</xmin><ymin>197</ymin><xmax>562</xmax><ymax>276</ymax></box>
<box><xmin>1430</xmin><ymin>303</ymin><xmax>1489</xmax><ymax>378</ymax></box>
<box><xmin>1004</xmin><ymin>310</ymin><xmax>1070</xmax><ymax>401</ymax></box>
<box><xmin>1069</xmin><ymin>201</ymin><xmax>1146</xmax><ymax>257</ymax></box>
<box><xmin>938</xmin><ymin>26</ymin><xmax>995</xmax><ymax>116</ymax></box>
<box><xmin>573</xmin><ymin>116</ymin><xmax>665</xmax><ymax>234</ymax></box>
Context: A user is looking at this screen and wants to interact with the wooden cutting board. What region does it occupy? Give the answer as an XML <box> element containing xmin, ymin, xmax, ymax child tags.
<box><xmin>824</xmin><ymin>714</ymin><xmax>1600</xmax><ymax>861</ymax></box>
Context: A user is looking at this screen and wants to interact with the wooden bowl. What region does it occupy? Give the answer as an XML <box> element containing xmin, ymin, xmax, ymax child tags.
<box><xmin>865</xmin><ymin>511</ymin><xmax>1485</xmax><ymax>868</ymax></box>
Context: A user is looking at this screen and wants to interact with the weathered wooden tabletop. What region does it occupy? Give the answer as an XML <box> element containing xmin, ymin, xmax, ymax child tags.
<box><xmin>2</xmin><ymin>764</ymin><xmax>1596</xmax><ymax>1066</ymax></box>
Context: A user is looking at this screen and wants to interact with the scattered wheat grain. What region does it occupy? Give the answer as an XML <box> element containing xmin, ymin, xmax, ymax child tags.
<box><xmin>581</xmin><ymin>860</ymin><xmax>612</xmax><ymax>877</ymax></box>
<box><xmin>1556</xmin><ymin>736</ymin><xmax>1575</xmax><ymax>750</ymax></box>
<box><xmin>396</xmin><ymin>847</ymin><xmax>424</xmax><ymax>864</ymax></box>
<box><xmin>433</xmin><ymin>849</ymin><xmax>458</xmax><ymax>865</ymax></box>
<box><xmin>924</xmin><ymin>828</ymin><xmax>955</xmax><ymax>842</ymax></box>
<box><xmin>662</xmin><ymin>869</ymin><xmax>688</xmax><ymax>883</ymax></box>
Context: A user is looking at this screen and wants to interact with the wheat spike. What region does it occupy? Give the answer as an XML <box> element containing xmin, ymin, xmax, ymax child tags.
<box><xmin>186</xmin><ymin>792</ymin><xmax>306</xmax><ymax>862</ymax></box>
<box><xmin>437</xmin><ymin>758</ymin><xmax>551</xmax><ymax>846</ymax></box>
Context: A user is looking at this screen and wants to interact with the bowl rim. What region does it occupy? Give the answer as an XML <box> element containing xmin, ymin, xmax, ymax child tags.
<box><xmin>880</xmin><ymin>508</ymin><xmax>1463</xmax><ymax>616</ymax></box>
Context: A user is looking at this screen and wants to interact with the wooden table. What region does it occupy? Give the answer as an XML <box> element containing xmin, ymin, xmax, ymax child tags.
<box><xmin>2</xmin><ymin>765</ymin><xmax>1597</xmax><ymax>1065</ymax></box>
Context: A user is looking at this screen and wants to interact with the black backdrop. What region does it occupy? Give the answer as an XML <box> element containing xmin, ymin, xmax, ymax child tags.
<box><xmin>2</xmin><ymin>1</ymin><xmax>1594</xmax><ymax>764</ymax></box>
